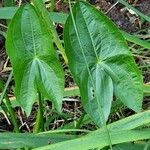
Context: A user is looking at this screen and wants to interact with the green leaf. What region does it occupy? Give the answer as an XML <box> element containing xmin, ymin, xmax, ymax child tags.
<box><xmin>117</xmin><ymin>0</ymin><xmax>150</xmax><ymax>22</ymax></box>
<box><xmin>49</xmin><ymin>12</ymin><xmax>68</xmax><ymax>24</ymax></box>
<box><xmin>112</xmin><ymin>143</ymin><xmax>147</xmax><ymax>150</ymax></box>
<box><xmin>0</xmin><ymin>7</ymin><xmax>17</xmax><ymax>19</ymax></box>
<box><xmin>87</xmin><ymin>66</ymin><xmax>113</xmax><ymax>125</ymax></box>
<box><xmin>1</xmin><ymin>7</ymin><xmax>149</xmax><ymax>49</ymax></box>
<box><xmin>0</xmin><ymin>79</ymin><xmax>4</xmax><ymax>90</ymax></box>
<box><xmin>64</xmin><ymin>1</ymin><xmax>143</xmax><ymax>126</ymax></box>
<box><xmin>96</xmin><ymin>110</ymin><xmax>150</xmax><ymax>133</ymax></box>
<box><xmin>105</xmin><ymin>56</ymin><xmax>143</xmax><ymax>112</ymax></box>
<box><xmin>4</xmin><ymin>0</ymin><xmax>15</xmax><ymax>7</ymax></box>
<box><xmin>0</xmin><ymin>71</ymin><xmax>13</xmax><ymax>105</ymax></box>
<box><xmin>32</xmin><ymin>0</ymin><xmax>68</xmax><ymax>63</ymax></box>
<box><xmin>121</xmin><ymin>31</ymin><xmax>150</xmax><ymax>50</ymax></box>
<box><xmin>33</xmin><ymin>110</ymin><xmax>150</xmax><ymax>150</ymax></box>
<box><xmin>0</xmin><ymin>132</ymin><xmax>76</xmax><ymax>149</ymax></box>
<box><xmin>143</xmin><ymin>84</ymin><xmax>150</xmax><ymax>96</ymax></box>
<box><xmin>0</xmin><ymin>7</ymin><xmax>68</xmax><ymax>24</ymax></box>
<box><xmin>6</xmin><ymin>4</ymin><xmax>64</xmax><ymax>116</ymax></box>
<box><xmin>33</xmin><ymin>129</ymin><xmax>150</xmax><ymax>150</ymax></box>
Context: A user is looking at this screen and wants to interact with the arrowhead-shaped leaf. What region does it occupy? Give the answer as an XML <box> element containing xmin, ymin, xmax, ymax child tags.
<box><xmin>6</xmin><ymin>4</ymin><xmax>64</xmax><ymax>116</ymax></box>
<box><xmin>87</xmin><ymin>66</ymin><xmax>113</xmax><ymax>125</ymax></box>
<box><xmin>64</xmin><ymin>1</ymin><xmax>143</xmax><ymax>126</ymax></box>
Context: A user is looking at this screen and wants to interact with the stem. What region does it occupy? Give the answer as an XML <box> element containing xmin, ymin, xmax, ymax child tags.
<box><xmin>1</xmin><ymin>101</ymin><xmax>9</xmax><ymax>117</ymax></box>
<box><xmin>0</xmin><ymin>71</ymin><xmax>19</xmax><ymax>132</ymax></box>
<box><xmin>5</xmin><ymin>95</ymin><xmax>19</xmax><ymax>133</ymax></box>
<box><xmin>50</xmin><ymin>0</ymin><xmax>55</xmax><ymax>12</ymax></box>
<box><xmin>39</xmin><ymin>93</ymin><xmax>44</xmax><ymax>131</ymax></box>
<box><xmin>33</xmin><ymin>92</ymin><xmax>44</xmax><ymax>133</ymax></box>
<box><xmin>76</xmin><ymin>112</ymin><xmax>86</xmax><ymax>129</ymax></box>
<box><xmin>0</xmin><ymin>70</ymin><xmax>13</xmax><ymax>104</ymax></box>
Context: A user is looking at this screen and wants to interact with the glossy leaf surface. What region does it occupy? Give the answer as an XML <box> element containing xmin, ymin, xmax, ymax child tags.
<box><xmin>6</xmin><ymin>4</ymin><xmax>64</xmax><ymax>116</ymax></box>
<box><xmin>64</xmin><ymin>1</ymin><xmax>143</xmax><ymax>126</ymax></box>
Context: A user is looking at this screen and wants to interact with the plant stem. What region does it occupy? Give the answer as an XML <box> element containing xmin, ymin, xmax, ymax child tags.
<box><xmin>39</xmin><ymin>92</ymin><xmax>44</xmax><ymax>131</ymax></box>
<box><xmin>5</xmin><ymin>95</ymin><xmax>19</xmax><ymax>133</ymax></box>
<box><xmin>50</xmin><ymin>0</ymin><xmax>55</xmax><ymax>12</ymax></box>
<box><xmin>1</xmin><ymin>101</ymin><xmax>9</xmax><ymax>116</ymax></box>
<box><xmin>0</xmin><ymin>70</ymin><xmax>13</xmax><ymax>104</ymax></box>
<box><xmin>33</xmin><ymin>92</ymin><xmax>44</xmax><ymax>133</ymax></box>
<box><xmin>4</xmin><ymin>0</ymin><xmax>14</xmax><ymax>6</ymax></box>
<box><xmin>0</xmin><ymin>71</ymin><xmax>19</xmax><ymax>133</ymax></box>
<box><xmin>76</xmin><ymin>112</ymin><xmax>86</xmax><ymax>129</ymax></box>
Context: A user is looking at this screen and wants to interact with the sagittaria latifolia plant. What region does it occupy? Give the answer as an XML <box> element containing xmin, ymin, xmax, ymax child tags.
<box><xmin>6</xmin><ymin>3</ymin><xmax>64</xmax><ymax>117</ymax></box>
<box><xmin>7</xmin><ymin>0</ymin><xmax>143</xmax><ymax>121</ymax></box>
<box><xmin>3</xmin><ymin>0</ymin><xmax>149</xmax><ymax>149</ymax></box>
<box><xmin>64</xmin><ymin>1</ymin><xmax>143</xmax><ymax>127</ymax></box>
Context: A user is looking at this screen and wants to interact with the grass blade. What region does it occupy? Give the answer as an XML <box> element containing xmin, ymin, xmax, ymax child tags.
<box><xmin>33</xmin><ymin>129</ymin><xmax>150</xmax><ymax>150</ymax></box>
<box><xmin>117</xmin><ymin>0</ymin><xmax>150</xmax><ymax>22</ymax></box>
<box><xmin>122</xmin><ymin>31</ymin><xmax>150</xmax><ymax>50</ymax></box>
<box><xmin>0</xmin><ymin>71</ymin><xmax>13</xmax><ymax>104</ymax></box>
<box><xmin>33</xmin><ymin>110</ymin><xmax>150</xmax><ymax>149</ymax></box>
<box><xmin>0</xmin><ymin>133</ymin><xmax>77</xmax><ymax>149</ymax></box>
<box><xmin>143</xmin><ymin>84</ymin><xmax>150</xmax><ymax>96</ymax></box>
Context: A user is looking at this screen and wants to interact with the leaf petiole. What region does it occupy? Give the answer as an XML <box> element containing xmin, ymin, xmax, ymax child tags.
<box><xmin>33</xmin><ymin>92</ymin><xmax>44</xmax><ymax>133</ymax></box>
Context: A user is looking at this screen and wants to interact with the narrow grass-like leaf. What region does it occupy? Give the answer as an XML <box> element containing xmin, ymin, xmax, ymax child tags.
<box><xmin>122</xmin><ymin>31</ymin><xmax>150</xmax><ymax>50</ymax></box>
<box><xmin>87</xmin><ymin>110</ymin><xmax>150</xmax><ymax>140</ymax></box>
<box><xmin>34</xmin><ymin>110</ymin><xmax>150</xmax><ymax>150</ymax></box>
<box><xmin>4</xmin><ymin>0</ymin><xmax>14</xmax><ymax>6</ymax></box>
<box><xmin>33</xmin><ymin>128</ymin><xmax>150</xmax><ymax>150</ymax></box>
<box><xmin>0</xmin><ymin>133</ymin><xmax>76</xmax><ymax>149</ymax></box>
<box><xmin>143</xmin><ymin>84</ymin><xmax>150</xmax><ymax>96</ymax></box>
<box><xmin>117</xmin><ymin>0</ymin><xmax>150</xmax><ymax>22</ymax></box>
<box><xmin>4</xmin><ymin>0</ymin><xmax>15</xmax><ymax>25</ymax></box>
<box><xmin>0</xmin><ymin>71</ymin><xmax>13</xmax><ymax>104</ymax></box>
<box><xmin>112</xmin><ymin>143</ymin><xmax>146</xmax><ymax>150</ymax></box>
<box><xmin>0</xmin><ymin>7</ymin><xmax>17</xmax><ymax>19</ymax></box>
<box><xmin>6</xmin><ymin>4</ymin><xmax>64</xmax><ymax>116</ymax></box>
<box><xmin>0</xmin><ymin>79</ymin><xmax>3</xmax><ymax>89</ymax></box>
<box><xmin>95</xmin><ymin>110</ymin><xmax>150</xmax><ymax>133</ymax></box>
<box><xmin>0</xmin><ymin>7</ymin><xmax>67</xmax><ymax>24</ymax></box>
